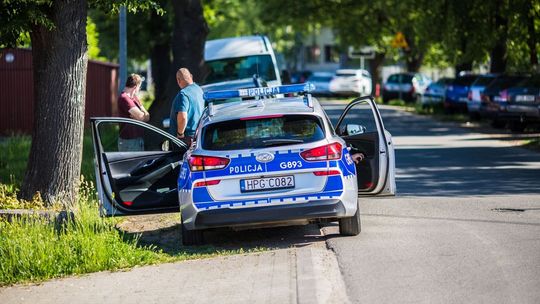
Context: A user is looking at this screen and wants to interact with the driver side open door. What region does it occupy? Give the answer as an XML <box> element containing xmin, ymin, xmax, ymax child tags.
<box><xmin>335</xmin><ymin>97</ymin><xmax>396</xmax><ymax>196</ymax></box>
<box><xmin>91</xmin><ymin>117</ymin><xmax>188</xmax><ymax>216</ymax></box>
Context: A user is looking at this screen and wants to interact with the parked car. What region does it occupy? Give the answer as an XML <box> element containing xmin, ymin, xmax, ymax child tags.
<box><xmin>498</xmin><ymin>74</ymin><xmax>540</xmax><ymax>132</ymax></box>
<box><xmin>307</xmin><ymin>72</ymin><xmax>335</xmax><ymax>96</ymax></box>
<box><xmin>479</xmin><ymin>75</ymin><xmax>528</xmax><ymax>127</ymax></box>
<box><xmin>329</xmin><ymin>69</ymin><xmax>372</xmax><ymax>96</ymax></box>
<box><xmin>382</xmin><ymin>73</ymin><xmax>431</xmax><ymax>103</ymax></box>
<box><xmin>444</xmin><ymin>75</ymin><xmax>479</xmax><ymax>112</ymax></box>
<box><xmin>419</xmin><ymin>77</ymin><xmax>453</xmax><ymax>107</ymax></box>
<box><xmin>467</xmin><ymin>74</ymin><xmax>498</xmax><ymax>119</ymax></box>
<box><xmin>201</xmin><ymin>35</ymin><xmax>282</xmax><ymax>92</ymax></box>
<box><xmin>90</xmin><ymin>84</ymin><xmax>396</xmax><ymax>245</ymax></box>
<box><xmin>290</xmin><ymin>70</ymin><xmax>313</xmax><ymax>84</ymax></box>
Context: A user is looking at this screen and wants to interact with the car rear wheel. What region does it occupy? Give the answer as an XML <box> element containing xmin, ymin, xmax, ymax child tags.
<box><xmin>339</xmin><ymin>200</ymin><xmax>361</xmax><ymax>236</ymax></box>
<box><xmin>491</xmin><ymin>119</ymin><xmax>506</xmax><ymax>129</ymax></box>
<box><xmin>181</xmin><ymin>221</ymin><xmax>204</xmax><ymax>246</ymax></box>
<box><xmin>509</xmin><ymin>122</ymin><xmax>526</xmax><ymax>133</ymax></box>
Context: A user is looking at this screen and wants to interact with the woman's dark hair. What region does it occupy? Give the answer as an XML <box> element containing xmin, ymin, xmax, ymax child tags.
<box><xmin>125</xmin><ymin>73</ymin><xmax>143</xmax><ymax>88</ymax></box>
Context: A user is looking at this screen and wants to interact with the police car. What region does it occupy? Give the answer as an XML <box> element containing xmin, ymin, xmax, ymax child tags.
<box><xmin>90</xmin><ymin>83</ymin><xmax>395</xmax><ymax>245</ymax></box>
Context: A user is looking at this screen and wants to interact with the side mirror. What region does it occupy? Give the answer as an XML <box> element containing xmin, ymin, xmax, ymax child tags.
<box><xmin>161</xmin><ymin>140</ymin><xmax>170</xmax><ymax>152</ymax></box>
<box><xmin>338</xmin><ymin>124</ymin><xmax>366</xmax><ymax>136</ymax></box>
<box><xmin>347</xmin><ymin>124</ymin><xmax>366</xmax><ymax>135</ymax></box>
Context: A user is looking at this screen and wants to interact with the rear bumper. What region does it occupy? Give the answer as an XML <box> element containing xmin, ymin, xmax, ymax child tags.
<box><xmin>496</xmin><ymin>107</ymin><xmax>540</xmax><ymax>122</ymax></box>
<box><xmin>183</xmin><ymin>199</ymin><xmax>347</xmax><ymax>230</ymax></box>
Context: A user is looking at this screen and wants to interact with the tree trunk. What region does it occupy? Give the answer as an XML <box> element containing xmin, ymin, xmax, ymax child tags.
<box><xmin>369</xmin><ymin>52</ymin><xmax>386</xmax><ymax>96</ymax></box>
<box><xmin>150</xmin><ymin>43</ymin><xmax>171</xmax><ymax>105</ymax></box>
<box><xmin>490</xmin><ymin>9</ymin><xmax>508</xmax><ymax>73</ymax></box>
<box><xmin>20</xmin><ymin>0</ymin><xmax>88</xmax><ymax>206</ymax></box>
<box><xmin>148</xmin><ymin>0</ymin><xmax>208</xmax><ymax>130</ymax></box>
<box><xmin>526</xmin><ymin>3</ymin><xmax>538</xmax><ymax>69</ymax></box>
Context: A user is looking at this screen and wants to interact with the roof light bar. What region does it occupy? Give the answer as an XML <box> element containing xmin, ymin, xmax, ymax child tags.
<box><xmin>203</xmin><ymin>83</ymin><xmax>316</xmax><ymax>101</ymax></box>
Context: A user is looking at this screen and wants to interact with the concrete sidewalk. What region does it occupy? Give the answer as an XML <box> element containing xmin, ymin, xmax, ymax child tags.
<box><xmin>0</xmin><ymin>245</ymin><xmax>349</xmax><ymax>304</ymax></box>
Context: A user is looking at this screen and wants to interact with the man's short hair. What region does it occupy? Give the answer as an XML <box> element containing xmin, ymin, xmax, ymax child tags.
<box><xmin>176</xmin><ymin>68</ymin><xmax>193</xmax><ymax>82</ymax></box>
<box><xmin>125</xmin><ymin>73</ymin><xmax>143</xmax><ymax>88</ymax></box>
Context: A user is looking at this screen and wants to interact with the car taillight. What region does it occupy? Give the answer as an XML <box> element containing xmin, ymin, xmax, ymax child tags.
<box><xmin>300</xmin><ymin>143</ymin><xmax>342</xmax><ymax>161</ymax></box>
<box><xmin>468</xmin><ymin>91</ymin><xmax>472</xmax><ymax>101</ymax></box>
<box><xmin>189</xmin><ymin>155</ymin><xmax>230</xmax><ymax>171</ymax></box>
<box><xmin>194</xmin><ymin>179</ymin><xmax>221</xmax><ymax>187</ymax></box>
<box><xmin>313</xmin><ymin>170</ymin><xmax>340</xmax><ymax>176</ymax></box>
<box><xmin>410</xmin><ymin>85</ymin><xmax>415</xmax><ymax>94</ymax></box>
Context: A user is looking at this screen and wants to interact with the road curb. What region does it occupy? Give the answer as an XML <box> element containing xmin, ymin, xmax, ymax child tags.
<box><xmin>296</xmin><ymin>246</ymin><xmax>350</xmax><ymax>304</ymax></box>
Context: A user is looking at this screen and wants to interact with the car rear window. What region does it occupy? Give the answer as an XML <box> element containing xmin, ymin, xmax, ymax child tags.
<box><xmin>336</xmin><ymin>72</ymin><xmax>356</xmax><ymax>77</ymax></box>
<box><xmin>485</xmin><ymin>76</ymin><xmax>527</xmax><ymax>92</ymax></box>
<box><xmin>387</xmin><ymin>74</ymin><xmax>413</xmax><ymax>83</ymax></box>
<box><xmin>516</xmin><ymin>75</ymin><xmax>540</xmax><ymax>88</ymax></box>
<box><xmin>472</xmin><ymin>76</ymin><xmax>496</xmax><ymax>86</ymax></box>
<box><xmin>453</xmin><ymin>75</ymin><xmax>478</xmax><ymax>86</ymax></box>
<box><xmin>202</xmin><ymin>115</ymin><xmax>326</xmax><ymax>151</ymax></box>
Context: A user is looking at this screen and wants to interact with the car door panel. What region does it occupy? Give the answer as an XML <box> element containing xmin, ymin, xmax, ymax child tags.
<box><xmin>340</xmin><ymin>132</ymin><xmax>380</xmax><ymax>192</ymax></box>
<box><xmin>91</xmin><ymin>117</ymin><xmax>187</xmax><ymax>216</ymax></box>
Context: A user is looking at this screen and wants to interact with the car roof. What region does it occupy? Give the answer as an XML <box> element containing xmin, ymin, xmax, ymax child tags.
<box><xmin>205</xmin><ymin>36</ymin><xmax>270</xmax><ymax>61</ymax></box>
<box><xmin>201</xmin><ymin>96</ymin><xmax>324</xmax><ymax>125</ymax></box>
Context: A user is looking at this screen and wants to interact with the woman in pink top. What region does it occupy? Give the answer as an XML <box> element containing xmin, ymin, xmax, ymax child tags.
<box><xmin>117</xmin><ymin>74</ymin><xmax>150</xmax><ymax>151</ymax></box>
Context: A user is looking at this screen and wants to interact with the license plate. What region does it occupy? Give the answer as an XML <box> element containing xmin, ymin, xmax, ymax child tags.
<box><xmin>459</xmin><ymin>97</ymin><xmax>469</xmax><ymax>102</ymax></box>
<box><xmin>240</xmin><ymin>175</ymin><xmax>295</xmax><ymax>193</ymax></box>
<box><xmin>515</xmin><ymin>95</ymin><xmax>536</xmax><ymax>102</ymax></box>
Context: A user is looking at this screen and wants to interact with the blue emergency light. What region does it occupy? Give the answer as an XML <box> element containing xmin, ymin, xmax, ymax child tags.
<box><xmin>203</xmin><ymin>83</ymin><xmax>316</xmax><ymax>101</ymax></box>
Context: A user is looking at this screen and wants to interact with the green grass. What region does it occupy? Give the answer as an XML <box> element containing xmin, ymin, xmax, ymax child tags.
<box><xmin>0</xmin><ymin>182</ymin><xmax>260</xmax><ymax>286</ymax></box>
<box><xmin>382</xmin><ymin>99</ymin><xmax>470</xmax><ymax>123</ymax></box>
<box><xmin>0</xmin><ymin>133</ymin><xmax>266</xmax><ymax>286</ymax></box>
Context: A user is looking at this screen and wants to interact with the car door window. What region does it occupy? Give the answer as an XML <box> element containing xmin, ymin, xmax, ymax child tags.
<box><xmin>97</xmin><ymin>121</ymin><xmax>179</xmax><ymax>152</ymax></box>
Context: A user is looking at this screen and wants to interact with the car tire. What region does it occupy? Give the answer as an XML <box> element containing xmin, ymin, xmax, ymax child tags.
<box><xmin>339</xmin><ymin>200</ymin><xmax>361</xmax><ymax>236</ymax></box>
<box><xmin>509</xmin><ymin>122</ymin><xmax>526</xmax><ymax>133</ymax></box>
<box><xmin>181</xmin><ymin>221</ymin><xmax>204</xmax><ymax>246</ymax></box>
<box><xmin>491</xmin><ymin>119</ymin><xmax>506</xmax><ymax>129</ymax></box>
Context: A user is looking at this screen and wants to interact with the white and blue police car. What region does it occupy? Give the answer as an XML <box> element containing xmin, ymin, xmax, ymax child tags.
<box><xmin>90</xmin><ymin>83</ymin><xmax>395</xmax><ymax>245</ymax></box>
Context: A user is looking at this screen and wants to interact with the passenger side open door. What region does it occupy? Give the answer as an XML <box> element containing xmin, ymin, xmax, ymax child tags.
<box><xmin>91</xmin><ymin>117</ymin><xmax>188</xmax><ymax>216</ymax></box>
<box><xmin>335</xmin><ymin>97</ymin><xmax>396</xmax><ymax>196</ymax></box>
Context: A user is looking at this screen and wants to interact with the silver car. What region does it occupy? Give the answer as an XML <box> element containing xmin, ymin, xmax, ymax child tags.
<box><xmin>90</xmin><ymin>84</ymin><xmax>396</xmax><ymax>245</ymax></box>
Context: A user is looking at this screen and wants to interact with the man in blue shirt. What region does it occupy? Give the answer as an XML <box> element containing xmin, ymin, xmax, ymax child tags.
<box><xmin>169</xmin><ymin>68</ymin><xmax>205</xmax><ymax>147</ymax></box>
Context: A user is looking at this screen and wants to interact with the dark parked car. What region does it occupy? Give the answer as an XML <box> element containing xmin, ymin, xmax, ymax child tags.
<box><xmin>444</xmin><ymin>75</ymin><xmax>479</xmax><ymax>112</ymax></box>
<box><xmin>500</xmin><ymin>75</ymin><xmax>540</xmax><ymax>132</ymax></box>
<box><xmin>419</xmin><ymin>77</ymin><xmax>453</xmax><ymax>107</ymax></box>
<box><xmin>382</xmin><ymin>73</ymin><xmax>431</xmax><ymax>103</ymax></box>
<box><xmin>479</xmin><ymin>75</ymin><xmax>528</xmax><ymax>127</ymax></box>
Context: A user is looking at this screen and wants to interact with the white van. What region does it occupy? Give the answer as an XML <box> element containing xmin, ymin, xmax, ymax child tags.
<box><xmin>201</xmin><ymin>35</ymin><xmax>282</xmax><ymax>91</ymax></box>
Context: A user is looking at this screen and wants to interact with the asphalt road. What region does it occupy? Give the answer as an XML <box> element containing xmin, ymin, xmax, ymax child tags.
<box><xmin>321</xmin><ymin>101</ymin><xmax>540</xmax><ymax>303</ymax></box>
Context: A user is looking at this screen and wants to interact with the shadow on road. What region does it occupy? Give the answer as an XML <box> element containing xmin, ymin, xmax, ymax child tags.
<box><xmin>118</xmin><ymin>214</ymin><xmax>325</xmax><ymax>255</ymax></box>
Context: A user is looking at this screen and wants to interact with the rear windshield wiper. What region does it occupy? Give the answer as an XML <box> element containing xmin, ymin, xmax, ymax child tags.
<box><xmin>262</xmin><ymin>139</ymin><xmax>304</xmax><ymax>147</ymax></box>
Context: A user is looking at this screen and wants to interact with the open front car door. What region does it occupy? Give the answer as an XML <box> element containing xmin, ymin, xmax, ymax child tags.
<box><xmin>90</xmin><ymin>117</ymin><xmax>188</xmax><ymax>216</ymax></box>
<box><xmin>335</xmin><ymin>97</ymin><xmax>396</xmax><ymax>196</ymax></box>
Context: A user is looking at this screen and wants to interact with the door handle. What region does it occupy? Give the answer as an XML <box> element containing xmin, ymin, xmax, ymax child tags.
<box><xmin>143</xmin><ymin>159</ymin><xmax>156</xmax><ymax>167</ymax></box>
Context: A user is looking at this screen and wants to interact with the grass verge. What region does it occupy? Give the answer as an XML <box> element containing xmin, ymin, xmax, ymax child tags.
<box><xmin>0</xmin><ymin>182</ymin><xmax>261</xmax><ymax>286</ymax></box>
